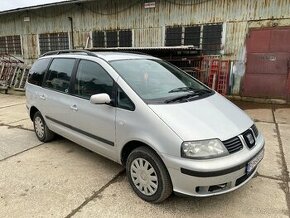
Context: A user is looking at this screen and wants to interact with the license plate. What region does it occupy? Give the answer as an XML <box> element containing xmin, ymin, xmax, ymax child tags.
<box><xmin>246</xmin><ymin>149</ymin><xmax>264</xmax><ymax>174</ymax></box>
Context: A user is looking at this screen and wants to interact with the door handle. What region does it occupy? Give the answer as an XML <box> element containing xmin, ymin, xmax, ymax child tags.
<box><xmin>39</xmin><ymin>94</ymin><xmax>46</xmax><ymax>100</ymax></box>
<box><xmin>70</xmin><ymin>104</ymin><xmax>78</xmax><ymax>111</ymax></box>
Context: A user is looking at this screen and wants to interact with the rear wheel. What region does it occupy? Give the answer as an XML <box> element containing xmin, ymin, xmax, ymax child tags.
<box><xmin>126</xmin><ymin>146</ymin><xmax>173</xmax><ymax>203</ymax></box>
<box><xmin>33</xmin><ymin>111</ymin><xmax>55</xmax><ymax>142</ymax></box>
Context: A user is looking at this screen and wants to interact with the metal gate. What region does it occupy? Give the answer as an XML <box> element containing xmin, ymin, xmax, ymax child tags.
<box><xmin>243</xmin><ymin>27</ymin><xmax>290</xmax><ymax>100</ymax></box>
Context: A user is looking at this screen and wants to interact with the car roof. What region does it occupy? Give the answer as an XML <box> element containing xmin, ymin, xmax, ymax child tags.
<box><xmin>94</xmin><ymin>52</ymin><xmax>159</xmax><ymax>61</ymax></box>
<box><xmin>40</xmin><ymin>51</ymin><xmax>159</xmax><ymax>62</ymax></box>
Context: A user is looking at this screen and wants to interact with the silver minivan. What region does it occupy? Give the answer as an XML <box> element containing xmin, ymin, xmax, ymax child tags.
<box><xmin>26</xmin><ymin>50</ymin><xmax>264</xmax><ymax>203</ymax></box>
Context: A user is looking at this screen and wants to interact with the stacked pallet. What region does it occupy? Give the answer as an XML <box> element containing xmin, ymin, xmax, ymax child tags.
<box><xmin>206</xmin><ymin>59</ymin><xmax>230</xmax><ymax>95</ymax></box>
<box><xmin>0</xmin><ymin>54</ymin><xmax>29</xmax><ymax>94</ymax></box>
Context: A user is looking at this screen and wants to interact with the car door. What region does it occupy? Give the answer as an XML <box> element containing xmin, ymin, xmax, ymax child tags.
<box><xmin>67</xmin><ymin>59</ymin><xmax>116</xmax><ymax>160</ymax></box>
<box><xmin>41</xmin><ymin>58</ymin><xmax>77</xmax><ymax>131</ymax></box>
<box><xmin>26</xmin><ymin>58</ymin><xmax>52</xmax><ymax>115</ymax></box>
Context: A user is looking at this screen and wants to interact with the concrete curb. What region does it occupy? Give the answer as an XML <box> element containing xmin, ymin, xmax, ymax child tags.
<box><xmin>227</xmin><ymin>95</ymin><xmax>289</xmax><ymax>105</ymax></box>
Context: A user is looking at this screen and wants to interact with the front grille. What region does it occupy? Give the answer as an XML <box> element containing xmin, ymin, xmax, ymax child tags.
<box><xmin>251</xmin><ymin>124</ymin><xmax>259</xmax><ymax>137</ymax></box>
<box><xmin>222</xmin><ymin>136</ymin><xmax>243</xmax><ymax>154</ymax></box>
<box><xmin>223</xmin><ymin>125</ymin><xmax>258</xmax><ymax>155</ymax></box>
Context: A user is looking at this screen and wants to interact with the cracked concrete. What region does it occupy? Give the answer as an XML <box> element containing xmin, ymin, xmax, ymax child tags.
<box><xmin>0</xmin><ymin>140</ymin><xmax>123</xmax><ymax>218</ymax></box>
<box><xmin>255</xmin><ymin>122</ymin><xmax>282</xmax><ymax>179</ymax></box>
<box><xmin>0</xmin><ymin>94</ymin><xmax>290</xmax><ymax>218</ymax></box>
<box><xmin>73</xmin><ymin>175</ymin><xmax>288</xmax><ymax>218</ymax></box>
<box><xmin>272</xmin><ymin>108</ymin><xmax>290</xmax><ymax>214</ymax></box>
<box><xmin>0</xmin><ymin>126</ymin><xmax>41</xmax><ymax>160</ymax></box>
<box><xmin>0</xmin><ymin>104</ymin><xmax>29</xmax><ymax>124</ymax></box>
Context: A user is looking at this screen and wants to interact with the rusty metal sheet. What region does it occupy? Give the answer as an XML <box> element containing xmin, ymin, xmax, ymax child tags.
<box><xmin>247</xmin><ymin>53</ymin><xmax>289</xmax><ymax>75</ymax></box>
<box><xmin>243</xmin><ymin>74</ymin><xmax>288</xmax><ymax>99</ymax></box>
<box><xmin>270</xmin><ymin>28</ymin><xmax>290</xmax><ymax>52</ymax></box>
<box><xmin>134</xmin><ymin>28</ymin><xmax>163</xmax><ymax>47</ymax></box>
<box><xmin>246</xmin><ymin>29</ymin><xmax>271</xmax><ymax>53</ymax></box>
<box><xmin>243</xmin><ymin>27</ymin><xmax>290</xmax><ymax>99</ymax></box>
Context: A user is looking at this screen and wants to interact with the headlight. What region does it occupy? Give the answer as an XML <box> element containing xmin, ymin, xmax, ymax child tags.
<box><xmin>181</xmin><ymin>139</ymin><xmax>229</xmax><ymax>159</ymax></box>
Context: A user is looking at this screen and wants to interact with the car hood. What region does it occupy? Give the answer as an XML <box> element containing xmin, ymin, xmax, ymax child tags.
<box><xmin>148</xmin><ymin>93</ymin><xmax>253</xmax><ymax>141</ymax></box>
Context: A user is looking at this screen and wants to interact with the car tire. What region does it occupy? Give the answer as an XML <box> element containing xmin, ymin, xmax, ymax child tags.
<box><xmin>33</xmin><ymin>111</ymin><xmax>55</xmax><ymax>142</ymax></box>
<box><xmin>126</xmin><ymin>146</ymin><xmax>173</xmax><ymax>203</ymax></box>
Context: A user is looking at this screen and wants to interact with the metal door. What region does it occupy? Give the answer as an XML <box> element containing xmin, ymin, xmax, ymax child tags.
<box><xmin>243</xmin><ymin>27</ymin><xmax>290</xmax><ymax>100</ymax></box>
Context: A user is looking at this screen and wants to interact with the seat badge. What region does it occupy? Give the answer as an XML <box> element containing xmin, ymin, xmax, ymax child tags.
<box><xmin>246</xmin><ymin>133</ymin><xmax>255</xmax><ymax>145</ymax></box>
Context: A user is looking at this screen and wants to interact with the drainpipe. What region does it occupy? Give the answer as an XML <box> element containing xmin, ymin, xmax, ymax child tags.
<box><xmin>68</xmin><ymin>17</ymin><xmax>74</xmax><ymax>49</ymax></box>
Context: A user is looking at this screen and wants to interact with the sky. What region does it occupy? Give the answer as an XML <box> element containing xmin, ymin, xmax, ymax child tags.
<box><xmin>0</xmin><ymin>0</ymin><xmax>71</xmax><ymax>12</ymax></box>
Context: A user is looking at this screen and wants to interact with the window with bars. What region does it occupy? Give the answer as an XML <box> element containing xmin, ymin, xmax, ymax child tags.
<box><xmin>0</xmin><ymin>37</ymin><xmax>6</xmax><ymax>53</ymax></box>
<box><xmin>165</xmin><ymin>27</ymin><xmax>182</xmax><ymax>46</ymax></box>
<box><xmin>184</xmin><ymin>26</ymin><xmax>201</xmax><ymax>47</ymax></box>
<box><xmin>39</xmin><ymin>32</ymin><xmax>69</xmax><ymax>54</ymax></box>
<box><xmin>92</xmin><ymin>31</ymin><xmax>105</xmax><ymax>47</ymax></box>
<box><xmin>202</xmin><ymin>24</ymin><xmax>222</xmax><ymax>55</ymax></box>
<box><xmin>165</xmin><ymin>24</ymin><xmax>222</xmax><ymax>55</ymax></box>
<box><xmin>119</xmin><ymin>30</ymin><xmax>132</xmax><ymax>47</ymax></box>
<box><xmin>106</xmin><ymin>31</ymin><xmax>118</xmax><ymax>47</ymax></box>
<box><xmin>92</xmin><ymin>30</ymin><xmax>132</xmax><ymax>48</ymax></box>
<box><xmin>0</xmin><ymin>35</ymin><xmax>21</xmax><ymax>55</ymax></box>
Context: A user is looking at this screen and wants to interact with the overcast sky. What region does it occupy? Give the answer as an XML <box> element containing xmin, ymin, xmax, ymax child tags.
<box><xmin>0</xmin><ymin>0</ymin><xmax>71</xmax><ymax>12</ymax></box>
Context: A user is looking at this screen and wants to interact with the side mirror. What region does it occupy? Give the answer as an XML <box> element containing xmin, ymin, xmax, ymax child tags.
<box><xmin>90</xmin><ymin>93</ymin><xmax>111</xmax><ymax>104</ymax></box>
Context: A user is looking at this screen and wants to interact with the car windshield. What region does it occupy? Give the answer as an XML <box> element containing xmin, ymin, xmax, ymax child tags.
<box><xmin>110</xmin><ymin>59</ymin><xmax>213</xmax><ymax>104</ymax></box>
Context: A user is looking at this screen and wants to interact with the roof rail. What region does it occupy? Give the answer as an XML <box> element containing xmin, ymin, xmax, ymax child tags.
<box><xmin>89</xmin><ymin>48</ymin><xmax>149</xmax><ymax>56</ymax></box>
<box><xmin>41</xmin><ymin>49</ymin><xmax>98</xmax><ymax>57</ymax></box>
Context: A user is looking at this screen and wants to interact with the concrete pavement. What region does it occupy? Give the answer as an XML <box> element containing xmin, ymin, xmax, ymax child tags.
<box><xmin>0</xmin><ymin>93</ymin><xmax>289</xmax><ymax>218</ymax></box>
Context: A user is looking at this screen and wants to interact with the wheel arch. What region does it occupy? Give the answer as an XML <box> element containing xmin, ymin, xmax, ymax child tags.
<box><xmin>29</xmin><ymin>106</ymin><xmax>40</xmax><ymax>121</ymax></box>
<box><xmin>120</xmin><ymin>140</ymin><xmax>163</xmax><ymax>166</ymax></box>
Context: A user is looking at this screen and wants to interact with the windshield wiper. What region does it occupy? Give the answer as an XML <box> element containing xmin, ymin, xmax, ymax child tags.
<box><xmin>164</xmin><ymin>93</ymin><xmax>198</xmax><ymax>103</ymax></box>
<box><xmin>165</xmin><ymin>89</ymin><xmax>213</xmax><ymax>104</ymax></box>
<box><xmin>168</xmin><ymin>86</ymin><xmax>196</xmax><ymax>93</ymax></box>
<box><xmin>192</xmin><ymin>89</ymin><xmax>213</xmax><ymax>94</ymax></box>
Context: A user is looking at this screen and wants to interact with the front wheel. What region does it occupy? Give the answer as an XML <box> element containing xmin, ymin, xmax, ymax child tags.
<box><xmin>33</xmin><ymin>111</ymin><xmax>55</xmax><ymax>142</ymax></box>
<box><xmin>126</xmin><ymin>146</ymin><xmax>173</xmax><ymax>203</ymax></box>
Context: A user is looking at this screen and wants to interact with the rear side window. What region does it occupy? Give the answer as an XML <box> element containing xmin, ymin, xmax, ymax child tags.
<box><xmin>74</xmin><ymin>60</ymin><xmax>114</xmax><ymax>99</ymax></box>
<box><xmin>44</xmin><ymin>58</ymin><xmax>75</xmax><ymax>93</ymax></box>
<box><xmin>28</xmin><ymin>58</ymin><xmax>51</xmax><ymax>86</ymax></box>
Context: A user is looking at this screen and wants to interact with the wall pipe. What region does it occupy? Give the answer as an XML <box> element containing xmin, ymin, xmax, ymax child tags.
<box><xmin>68</xmin><ymin>17</ymin><xmax>74</xmax><ymax>49</ymax></box>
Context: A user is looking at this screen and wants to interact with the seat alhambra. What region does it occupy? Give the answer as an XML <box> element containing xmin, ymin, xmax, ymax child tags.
<box><xmin>26</xmin><ymin>50</ymin><xmax>264</xmax><ymax>203</ymax></box>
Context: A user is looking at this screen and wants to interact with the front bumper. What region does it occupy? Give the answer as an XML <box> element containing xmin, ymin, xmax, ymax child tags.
<box><xmin>162</xmin><ymin>134</ymin><xmax>265</xmax><ymax>197</ymax></box>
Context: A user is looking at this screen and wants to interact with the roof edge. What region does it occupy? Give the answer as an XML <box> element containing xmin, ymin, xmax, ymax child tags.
<box><xmin>0</xmin><ymin>0</ymin><xmax>89</xmax><ymax>15</ymax></box>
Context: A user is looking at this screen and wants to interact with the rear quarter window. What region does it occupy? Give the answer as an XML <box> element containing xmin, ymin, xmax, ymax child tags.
<box><xmin>27</xmin><ymin>58</ymin><xmax>51</xmax><ymax>86</ymax></box>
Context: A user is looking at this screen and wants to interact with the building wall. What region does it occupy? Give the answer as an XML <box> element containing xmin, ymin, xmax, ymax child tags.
<box><xmin>0</xmin><ymin>0</ymin><xmax>290</xmax><ymax>94</ymax></box>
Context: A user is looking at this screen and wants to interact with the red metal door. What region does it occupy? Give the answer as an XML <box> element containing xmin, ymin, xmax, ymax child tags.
<box><xmin>243</xmin><ymin>27</ymin><xmax>290</xmax><ymax>100</ymax></box>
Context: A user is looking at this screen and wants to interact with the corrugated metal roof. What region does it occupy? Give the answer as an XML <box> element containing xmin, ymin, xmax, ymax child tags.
<box><xmin>1</xmin><ymin>0</ymin><xmax>289</xmax><ymax>62</ymax></box>
<box><xmin>0</xmin><ymin>0</ymin><xmax>87</xmax><ymax>14</ymax></box>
